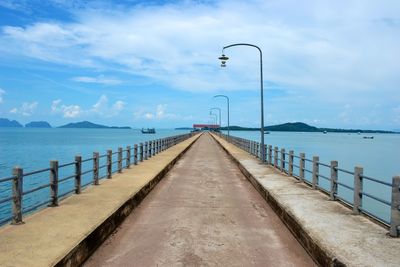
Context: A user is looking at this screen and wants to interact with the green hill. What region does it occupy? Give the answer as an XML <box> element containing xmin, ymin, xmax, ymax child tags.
<box><xmin>59</xmin><ymin>121</ymin><xmax>131</xmax><ymax>129</ymax></box>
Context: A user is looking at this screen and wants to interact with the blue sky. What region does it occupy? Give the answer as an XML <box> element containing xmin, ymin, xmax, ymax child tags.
<box><xmin>0</xmin><ymin>0</ymin><xmax>399</xmax><ymax>130</ymax></box>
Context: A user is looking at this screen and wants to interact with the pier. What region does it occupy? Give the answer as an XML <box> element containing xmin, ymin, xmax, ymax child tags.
<box><xmin>0</xmin><ymin>132</ymin><xmax>399</xmax><ymax>266</ymax></box>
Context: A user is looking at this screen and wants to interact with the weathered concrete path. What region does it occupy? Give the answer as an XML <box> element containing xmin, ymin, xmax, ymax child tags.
<box><xmin>84</xmin><ymin>133</ymin><xmax>315</xmax><ymax>266</ymax></box>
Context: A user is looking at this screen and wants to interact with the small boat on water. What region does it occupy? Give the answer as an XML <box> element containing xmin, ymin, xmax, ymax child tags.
<box><xmin>141</xmin><ymin>128</ymin><xmax>156</xmax><ymax>134</ymax></box>
<box><xmin>264</xmin><ymin>131</ymin><xmax>270</xmax><ymax>134</ymax></box>
<box><xmin>323</xmin><ymin>130</ymin><xmax>327</xmax><ymax>134</ymax></box>
<box><xmin>363</xmin><ymin>136</ymin><xmax>374</xmax><ymax>139</ymax></box>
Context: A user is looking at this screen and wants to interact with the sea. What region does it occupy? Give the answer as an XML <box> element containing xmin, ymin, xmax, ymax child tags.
<box><xmin>0</xmin><ymin>128</ymin><xmax>399</xmax><ymax>225</ymax></box>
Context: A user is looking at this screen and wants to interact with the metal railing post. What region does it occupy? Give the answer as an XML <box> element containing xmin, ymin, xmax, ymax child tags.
<box><xmin>118</xmin><ymin>147</ymin><xmax>123</xmax><ymax>173</ymax></box>
<box><xmin>126</xmin><ymin>146</ymin><xmax>131</xmax><ymax>168</ymax></box>
<box><xmin>93</xmin><ymin>152</ymin><xmax>99</xmax><ymax>185</ymax></box>
<box><xmin>280</xmin><ymin>148</ymin><xmax>285</xmax><ymax>171</ymax></box>
<box><xmin>144</xmin><ymin>142</ymin><xmax>148</xmax><ymax>160</ymax></box>
<box><xmin>49</xmin><ymin>160</ymin><xmax>59</xmax><ymax>207</ymax></box>
<box><xmin>140</xmin><ymin>143</ymin><xmax>144</xmax><ymax>162</ymax></box>
<box><xmin>330</xmin><ymin>160</ymin><xmax>338</xmax><ymax>200</ymax></box>
<box><xmin>390</xmin><ymin>176</ymin><xmax>400</xmax><ymax>237</ymax></box>
<box><xmin>148</xmin><ymin>141</ymin><xmax>152</xmax><ymax>158</ymax></box>
<box><xmin>107</xmin><ymin>150</ymin><xmax>112</xmax><ymax>179</ymax></box>
<box><xmin>268</xmin><ymin>145</ymin><xmax>272</xmax><ymax>165</ymax></box>
<box><xmin>75</xmin><ymin>156</ymin><xmax>81</xmax><ymax>194</ymax></box>
<box><xmin>299</xmin><ymin>153</ymin><xmax>305</xmax><ymax>182</ymax></box>
<box><xmin>288</xmin><ymin>150</ymin><xmax>294</xmax><ymax>176</ymax></box>
<box><xmin>12</xmin><ymin>167</ymin><xmax>23</xmax><ymax>224</ymax></box>
<box><xmin>134</xmin><ymin>144</ymin><xmax>138</xmax><ymax>165</ymax></box>
<box><xmin>274</xmin><ymin>147</ymin><xmax>278</xmax><ymax>168</ymax></box>
<box><xmin>312</xmin><ymin>156</ymin><xmax>319</xmax><ymax>189</ymax></box>
<box><xmin>353</xmin><ymin>166</ymin><xmax>363</xmax><ymax>214</ymax></box>
<box><xmin>264</xmin><ymin>144</ymin><xmax>267</xmax><ymax>163</ymax></box>
<box><xmin>152</xmin><ymin>140</ymin><xmax>156</xmax><ymax>156</ymax></box>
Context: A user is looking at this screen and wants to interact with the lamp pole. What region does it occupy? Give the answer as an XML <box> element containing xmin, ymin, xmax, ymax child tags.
<box><xmin>214</xmin><ymin>95</ymin><xmax>230</xmax><ymax>140</ymax></box>
<box><xmin>210</xmin><ymin>114</ymin><xmax>217</xmax><ymax>127</ymax></box>
<box><xmin>210</xmin><ymin>107</ymin><xmax>221</xmax><ymax>128</ymax></box>
<box><xmin>218</xmin><ymin>43</ymin><xmax>265</xmax><ymax>162</ymax></box>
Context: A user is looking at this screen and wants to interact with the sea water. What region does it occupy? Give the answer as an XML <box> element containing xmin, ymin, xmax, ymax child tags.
<box><xmin>0</xmin><ymin>128</ymin><xmax>190</xmax><ymax>223</ymax></box>
<box><xmin>222</xmin><ymin>130</ymin><xmax>400</xmax><ymax>223</ymax></box>
<box><xmin>0</xmin><ymin>129</ymin><xmax>399</xmax><ymax>224</ymax></box>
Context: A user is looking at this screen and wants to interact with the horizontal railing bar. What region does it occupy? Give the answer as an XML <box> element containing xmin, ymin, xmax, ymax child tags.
<box><xmin>59</xmin><ymin>161</ymin><xmax>76</xmax><ymax>168</ymax></box>
<box><xmin>293</xmin><ymin>155</ymin><xmax>301</xmax><ymax>159</ymax></box>
<box><xmin>81</xmin><ymin>180</ymin><xmax>93</xmax><ymax>188</ymax></box>
<box><xmin>335</xmin><ymin>167</ymin><xmax>354</xmax><ymax>175</ymax></box>
<box><xmin>335</xmin><ymin>195</ymin><xmax>353</xmax><ymax>207</ymax></box>
<box><xmin>81</xmin><ymin>169</ymin><xmax>93</xmax><ymax>176</ymax></box>
<box><xmin>304</xmin><ymin>169</ymin><xmax>313</xmax><ymax>174</ymax></box>
<box><xmin>99</xmin><ymin>154</ymin><xmax>107</xmax><ymax>159</ymax></box>
<box><xmin>23</xmin><ymin>200</ymin><xmax>49</xmax><ymax>215</ymax></box>
<box><xmin>317</xmin><ymin>162</ymin><xmax>331</xmax><ymax>168</ymax></box>
<box><xmin>24</xmin><ymin>168</ymin><xmax>51</xmax><ymax>177</ymax></box>
<box><xmin>361</xmin><ymin>191</ymin><xmax>391</xmax><ymax>206</ymax></box>
<box><xmin>58</xmin><ymin>189</ymin><xmax>75</xmax><ymax>200</ymax></box>
<box><xmin>304</xmin><ymin>158</ymin><xmax>313</xmax><ymax>163</ymax></box>
<box><xmin>0</xmin><ymin>176</ymin><xmax>15</xmax><ymax>183</ymax></box>
<box><xmin>23</xmin><ymin>183</ymin><xmax>51</xmax><ymax>195</ymax></box>
<box><xmin>318</xmin><ymin>174</ymin><xmax>330</xmax><ymax>181</ymax></box>
<box><xmin>358</xmin><ymin>207</ymin><xmax>390</xmax><ymax>226</ymax></box>
<box><xmin>99</xmin><ymin>165</ymin><xmax>107</xmax><ymax>170</ymax></box>
<box><xmin>336</xmin><ymin>181</ymin><xmax>354</xmax><ymax>191</ymax></box>
<box><xmin>0</xmin><ymin>196</ymin><xmax>13</xmax><ymax>205</ymax></box>
<box><xmin>59</xmin><ymin>174</ymin><xmax>76</xmax><ymax>183</ymax></box>
<box><xmin>361</xmin><ymin>174</ymin><xmax>392</xmax><ymax>187</ymax></box>
<box><xmin>0</xmin><ymin>215</ymin><xmax>13</xmax><ymax>226</ymax></box>
<box><xmin>81</xmin><ymin>158</ymin><xmax>93</xmax><ymax>163</ymax></box>
<box><xmin>112</xmin><ymin>151</ymin><xmax>119</xmax><ymax>155</ymax></box>
<box><xmin>292</xmin><ymin>164</ymin><xmax>301</xmax><ymax>168</ymax></box>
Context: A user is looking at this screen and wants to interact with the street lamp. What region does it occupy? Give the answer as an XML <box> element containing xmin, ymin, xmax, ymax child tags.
<box><xmin>214</xmin><ymin>95</ymin><xmax>230</xmax><ymax>140</ymax></box>
<box><xmin>210</xmin><ymin>113</ymin><xmax>217</xmax><ymax>127</ymax></box>
<box><xmin>210</xmin><ymin>107</ymin><xmax>221</xmax><ymax>128</ymax></box>
<box><xmin>218</xmin><ymin>43</ymin><xmax>265</xmax><ymax>162</ymax></box>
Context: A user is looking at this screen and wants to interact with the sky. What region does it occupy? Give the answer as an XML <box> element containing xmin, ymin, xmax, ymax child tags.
<box><xmin>0</xmin><ymin>0</ymin><xmax>399</xmax><ymax>130</ymax></box>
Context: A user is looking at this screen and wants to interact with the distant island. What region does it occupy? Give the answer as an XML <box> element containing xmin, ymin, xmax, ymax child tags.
<box><xmin>58</xmin><ymin>121</ymin><xmax>131</xmax><ymax>129</ymax></box>
<box><xmin>25</xmin><ymin>121</ymin><xmax>52</xmax><ymax>128</ymax></box>
<box><xmin>0</xmin><ymin>118</ymin><xmax>23</xmax><ymax>127</ymax></box>
<box><xmin>219</xmin><ymin>122</ymin><xmax>397</xmax><ymax>134</ymax></box>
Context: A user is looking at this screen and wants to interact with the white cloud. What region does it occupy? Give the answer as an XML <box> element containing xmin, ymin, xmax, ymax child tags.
<box><xmin>72</xmin><ymin>75</ymin><xmax>122</xmax><ymax>85</ymax></box>
<box><xmin>10</xmin><ymin>101</ymin><xmax>38</xmax><ymax>116</ymax></box>
<box><xmin>90</xmin><ymin>94</ymin><xmax>125</xmax><ymax>117</ymax></box>
<box><xmin>134</xmin><ymin>104</ymin><xmax>189</xmax><ymax>121</ymax></box>
<box><xmin>51</xmin><ymin>95</ymin><xmax>125</xmax><ymax>119</ymax></box>
<box><xmin>51</xmin><ymin>99</ymin><xmax>81</xmax><ymax>118</ymax></box>
<box><xmin>0</xmin><ymin>88</ymin><xmax>5</xmax><ymax>104</ymax></box>
<box><xmin>1</xmin><ymin>0</ymin><xmax>398</xmax><ymax>97</ymax></box>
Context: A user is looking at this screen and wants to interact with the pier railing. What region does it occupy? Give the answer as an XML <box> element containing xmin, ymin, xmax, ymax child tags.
<box><xmin>0</xmin><ymin>133</ymin><xmax>195</xmax><ymax>226</ymax></box>
<box><xmin>216</xmin><ymin>133</ymin><xmax>400</xmax><ymax>237</ymax></box>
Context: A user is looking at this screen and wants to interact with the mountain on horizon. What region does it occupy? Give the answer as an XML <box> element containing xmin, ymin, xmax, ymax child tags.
<box><xmin>58</xmin><ymin>121</ymin><xmax>131</xmax><ymax>129</ymax></box>
<box><xmin>0</xmin><ymin>118</ymin><xmax>23</xmax><ymax>127</ymax></box>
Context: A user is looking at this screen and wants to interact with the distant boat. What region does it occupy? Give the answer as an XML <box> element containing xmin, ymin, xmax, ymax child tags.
<box><xmin>264</xmin><ymin>131</ymin><xmax>270</xmax><ymax>134</ymax></box>
<box><xmin>323</xmin><ymin>130</ymin><xmax>327</xmax><ymax>134</ymax></box>
<box><xmin>141</xmin><ymin>128</ymin><xmax>156</xmax><ymax>134</ymax></box>
<box><xmin>363</xmin><ymin>136</ymin><xmax>374</xmax><ymax>139</ymax></box>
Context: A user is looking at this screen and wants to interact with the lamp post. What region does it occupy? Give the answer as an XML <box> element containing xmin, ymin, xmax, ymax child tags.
<box><xmin>214</xmin><ymin>95</ymin><xmax>230</xmax><ymax>140</ymax></box>
<box><xmin>210</xmin><ymin>113</ymin><xmax>217</xmax><ymax>128</ymax></box>
<box><xmin>218</xmin><ymin>43</ymin><xmax>265</xmax><ymax>162</ymax></box>
<box><xmin>210</xmin><ymin>107</ymin><xmax>221</xmax><ymax>128</ymax></box>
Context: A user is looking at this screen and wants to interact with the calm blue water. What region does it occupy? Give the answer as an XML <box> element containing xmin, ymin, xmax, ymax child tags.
<box><xmin>0</xmin><ymin>129</ymin><xmax>399</xmax><ymax>225</ymax></box>
<box><xmin>223</xmin><ymin>130</ymin><xmax>400</xmax><ymax>223</ymax></box>
<box><xmin>0</xmin><ymin>128</ymin><xmax>190</xmax><ymax>224</ymax></box>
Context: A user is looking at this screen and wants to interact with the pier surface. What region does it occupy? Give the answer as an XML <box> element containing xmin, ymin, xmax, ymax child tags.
<box><xmin>84</xmin><ymin>133</ymin><xmax>315</xmax><ymax>266</ymax></box>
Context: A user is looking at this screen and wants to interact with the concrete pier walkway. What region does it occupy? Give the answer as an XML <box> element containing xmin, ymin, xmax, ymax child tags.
<box><xmin>84</xmin><ymin>133</ymin><xmax>315</xmax><ymax>266</ymax></box>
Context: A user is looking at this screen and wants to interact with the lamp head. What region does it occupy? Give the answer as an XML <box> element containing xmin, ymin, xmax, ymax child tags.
<box><xmin>218</xmin><ymin>54</ymin><xmax>229</xmax><ymax>67</ymax></box>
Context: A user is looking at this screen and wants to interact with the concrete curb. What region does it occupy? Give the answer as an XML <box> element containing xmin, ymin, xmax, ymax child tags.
<box><xmin>56</xmin><ymin>134</ymin><xmax>202</xmax><ymax>267</ymax></box>
<box><xmin>210</xmin><ymin>133</ymin><xmax>344</xmax><ymax>267</ymax></box>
